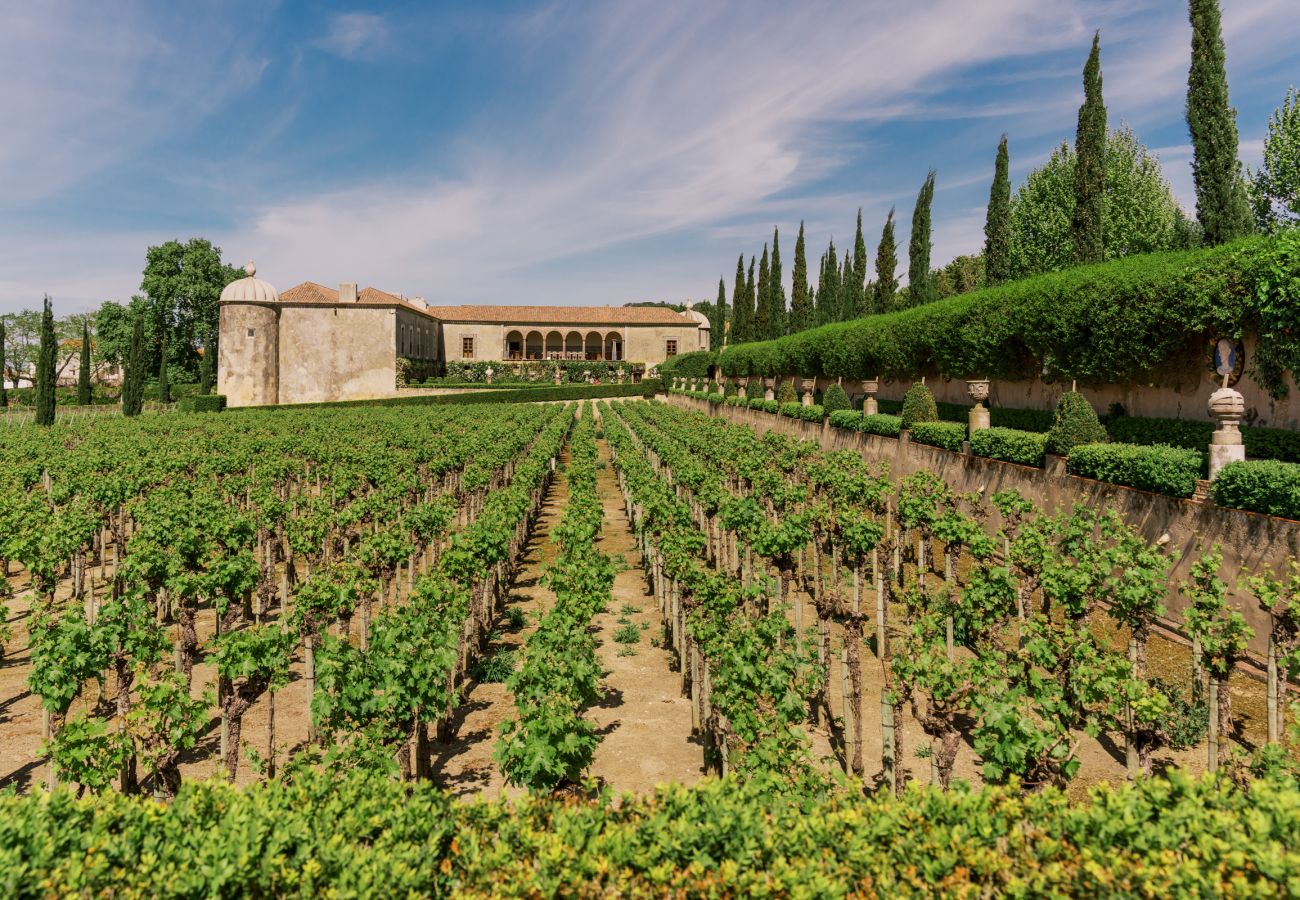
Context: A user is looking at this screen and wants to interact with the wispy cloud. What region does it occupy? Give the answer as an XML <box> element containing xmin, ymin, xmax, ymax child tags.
<box><xmin>313</xmin><ymin>12</ymin><xmax>391</xmax><ymax>61</ymax></box>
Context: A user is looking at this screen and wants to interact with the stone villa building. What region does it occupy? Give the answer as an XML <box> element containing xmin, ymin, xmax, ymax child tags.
<box><xmin>217</xmin><ymin>264</ymin><xmax>709</xmax><ymax>407</ymax></box>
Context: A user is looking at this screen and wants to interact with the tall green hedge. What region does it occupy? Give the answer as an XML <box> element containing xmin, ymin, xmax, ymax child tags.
<box><xmin>718</xmin><ymin>231</ymin><xmax>1300</xmax><ymax>399</ymax></box>
<box><xmin>1211</xmin><ymin>460</ymin><xmax>1300</xmax><ymax>518</ymax></box>
<box><xmin>657</xmin><ymin>350</ymin><xmax>716</xmax><ymax>380</ymax></box>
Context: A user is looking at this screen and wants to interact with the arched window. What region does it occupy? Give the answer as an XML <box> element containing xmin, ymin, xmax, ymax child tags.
<box><xmin>585</xmin><ymin>331</ymin><xmax>602</xmax><ymax>360</ymax></box>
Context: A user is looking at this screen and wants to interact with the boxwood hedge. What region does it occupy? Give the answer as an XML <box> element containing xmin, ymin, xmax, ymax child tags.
<box><xmin>1210</xmin><ymin>460</ymin><xmax>1300</xmax><ymax>519</ymax></box>
<box><xmin>718</xmin><ymin>232</ymin><xmax>1300</xmax><ymax>399</ymax></box>
<box><xmin>1066</xmin><ymin>442</ymin><xmax>1204</xmax><ymax>498</ymax></box>
<box><xmin>970</xmin><ymin>427</ymin><xmax>1048</xmax><ymax>467</ymax></box>
<box><xmin>909</xmin><ymin>421</ymin><xmax>967</xmax><ymax>452</ymax></box>
<box><xmin>829</xmin><ymin>411</ymin><xmax>904</xmax><ymax>437</ymax></box>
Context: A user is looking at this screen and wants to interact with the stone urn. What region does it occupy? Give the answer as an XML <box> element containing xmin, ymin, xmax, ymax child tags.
<box><xmin>800</xmin><ymin>377</ymin><xmax>815</xmax><ymax>407</ymax></box>
<box><xmin>1207</xmin><ymin>385</ymin><xmax>1246</xmax><ymax>479</ymax></box>
<box><xmin>763</xmin><ymin>378</ymin><xmax>776</xmax><ymax>402</ymax></box>
<box><xmin>966</xmin><ymin>378</ymin><xmax>991</xmax><ymax>434</ymax></box>
<box><xmin>860</xmin><ymin>378</ymin><xmax>880</xmax><ymax>416</ymax></box>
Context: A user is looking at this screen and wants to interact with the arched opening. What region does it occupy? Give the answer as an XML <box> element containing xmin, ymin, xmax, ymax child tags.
<box><xmin>585</xmin><ymin>331</ymin><xmax>603</xmax><ymax>360</ymax></box>
<box><xmin>604</xmin><ymin>333</ymin><xmax>622</xmax><ymax>361</ymax></box>
<box><xmin>525</xmin><ymin>330</ymin><xmax>543</xmax><ymax>360</ymax></box>
<box><xmin>565</xmin><ymin>330</ymin><xmax>583</xmax><ymax>358</ymax></box>
<box><xmin>505</xmin><ymin>330</ymin><xmax>524</xmax><ymax>360</ymax></box>
<box><xmin>545</xmin><ymin>330</ymin><xmax>564</xmax><ymax>358</ymax></box>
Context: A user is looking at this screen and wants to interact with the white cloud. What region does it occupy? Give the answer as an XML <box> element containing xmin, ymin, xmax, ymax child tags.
<box><xmin>313</xmin><ymin>12</ymin><xmax>391</xmax><ymax>61</ymax></box>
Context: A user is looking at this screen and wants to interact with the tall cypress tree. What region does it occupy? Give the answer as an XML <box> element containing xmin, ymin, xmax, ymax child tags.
<box><xmin>1187</xmin><ymin>0</ymin><xmax>1253</xmax><ymax>245</ymax></box>
<box><xmin>768</xmin><ymin>228</ymin><xmax>786</xmax><ymax>339</ymax></box>
<box><xmin>839</xmin><ymin>250</ymin><xmax>853</xmax><ymax>321</ymax></box>
<box><xmin>712</xmin><ymin>277</ymin><xmax>727</xmax><ymax>349</ymax></box>
<box><xmin>754</xmin><ymin>244</ymin><xmax>771</xmax><ymax>341</ymax></box>
<box><xmin>157</xmin><ymin>327</ymin><xmax>170</xmax><ymax>404</ymax></box>
<box><xmin>77</xmin><ymin>322</ymin><xmax>92</xmax><ymax>406</ymax></box>
<box><xmin>1071</xmin><ymin>32</ymin><xmax>1106</xmax><ymax>264</ymax></box>
<box><xmin>984</xmin><ymin>134</ymin><xmax>1012</xmax><ymax>285</ymax></box>
<box><xmin>788</xmin><ymin>222</ymin><xmax>814</xmax><ymax>333</ymax></box>
<box><xmin>199</xmin><ymin>331</ymin><xmax>215</xmax><ymax>396</ymax></box>
<box><xmin>816</xmin><ymin>241</ymin><xmax>838</xmax><ymax>325</ymax></box>
<box><xmin>731</xmin><ymin>254</ymin><xmax>751</xmax><ymax>344</ymax></box>
<box><xmin>851</xmin><ymin>209</ymin><xmax>868</xmax><ymax>317</ymax></box>
<box><xmin>745</xmin><ymin>256</ymin><xmax>756</xmax><ymax>342</ymax></box>
<box><xmin>908</xmin><ymin>172</ymin><xmax>937</xmax><ymax>307</ymax></box>
<box><xmin>875</xmin><ymin>208</ymin><xmax>898</xmax><ymax>311</ymax></box>
<box><xmin>123</xmin><ymin>314</ymin><xmax>146</xmax><ymax>417</ymax></box>
<box><xmin>35</xmin><ymin>296</ymin><xmax>56</xmax><ymax>427</ymax></box>
<box><xmin>0</xmin><ymin>319</ymin><xmax>8</xmax><ymax>408</ymax></box>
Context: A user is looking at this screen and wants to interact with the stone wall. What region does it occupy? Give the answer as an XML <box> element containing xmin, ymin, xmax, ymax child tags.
<box><xmin>218</xmin><ymin>301</ymin><xmax>280</xmax><ymax>408</ymax></box>
<box><xmin>669</xmin><ymin>394</ymin><xmax>1296</xmax><ymax>662</ymax></box>
<box><xmin>277</xmin><ymin>304</ymin><xmax>398</xmax><ymax>405</ymax></box>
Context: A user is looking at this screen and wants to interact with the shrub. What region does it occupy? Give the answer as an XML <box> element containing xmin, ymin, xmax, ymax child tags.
<box><xmin>970</xmin><ymin>427</ymin><xmax>1048</xmax><ymax>467</ymax></box>
<box><xmin>797</xmin><ymin>404</ymin><xmax>825</xmax><ymax>422</ymax></box>
<box><xmin>747</xmin><ymin>397</ymin><xmax>765</xmax><ymax>409</ymax></box>
<box><xmin>1211</xmin><ymin>460</ymin><xmax>1300</xmax><ymax>518</ymax></box>
<box><xmin>829</xmin><ymin>410</ymin><xmax>863</xmax><ymax>431</ymax></box>
<box><xmin>1066</xmin><ymin>442</ymin><xmax>1203</xmax><ymax>497</ymax></box>
<box><xmin>726</xmin><ymin>395</ymin><xmax>744</xmax><ymax>407</ymax></box>
<box><xmin>776</xmin><ymin>380</ymin><xmax>798</xmax><ymax>404</ymax></box>
<box><xmin>471</xmin><ymin>649</ymin><xmax>517</xmax><ymax>683</ymax></box>
<box><xmin>823</xmin><ymin>383</ymin><xmax>852</xmax><ymax>414</ymax></box>
<box><xmin>706</xmin><ymin>392</ymin><xmax>725</xmax><ymax>404</ymax></box>
<box><xmin>900</xmin><ymin>382</ymin><xmax>938</xmax><ymax>429</ymax></box>
<box><xmin>724</xmin><ymin>380</ymin><xmax>739</xmax><ymax>397</ymax></box>
<box><xmin>761</xmin><ymin>399</ymin><xmax>780</xmax><ymax>414</ymax></box>
<box><xmin>1106</xmin><ymin>415</ymin><xmax>1300</xmax><ymax>465</ymax></box>
<box><xmin>861</xmin><ymin>414</ymin><xmax>904</xmax><ymax>437</ymax></box>
<box><xmin>657</xmin><ymin>350</ymin><xmax>715</xmax><ymax>380</ymax></box>
<box><xmin>1046</xmin><ymin>392</ymin><xmax>1107</xmax><ymax>456</ymax></box>
<box><xmin>178</xmin><ymin>394</ymin><xmax>227</xmax><ymax>413</ymax></box>
<box><xmin>909</xmin><ymin>421</ymin><xmax>966</xmax><ymax>451</ymax></box>
<box><xmin>779</xmin><ymin>401</ymin><xmax>802</xmax><ymax>419</ymax></box>
<box><xmin>746</xmin><ymin>380</ymin><xmax>765</xmax><ymax>400</ymax></box>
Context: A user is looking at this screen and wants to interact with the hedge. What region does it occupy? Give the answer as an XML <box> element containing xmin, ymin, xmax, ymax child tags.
<box><xmin>829</xmin><ymin>411</ymin><xmax>904</xmax><ymax>437</ymax></box>
<box><xmin>1211</xmin><ymin>460</ymin><xmax>1300</xmax><ymax>519</ymax></box>
<box><xmin>657</xmin><ymin>350</ymin><xmax>715</xmax><ymax>379</ymax></box>
<box><xmin>796</xmin><ymin>404</ymin><xmax>825</xmax><ymax>422</ymax></box>
<box><xmin>718</xmin><ymin>231</ymin><xmax>1300</xmax><ymax>399</ymax></box>
<box><xmin>262</xmin><ymin>381</ymin><xmax>660</xmax><ymax>411</ymax></box>
<box><xmin>779</xmin><ymin>401</ymin><xmax>803</xmax><ymax>418</ymax></box>
<box><xmin>909</xmin><ymin>421</ymin><xmax>967</xmax><ymax>452</ymax></box>
<box><xmin>176</xmin><ymin>394</ymin><xmax>227</xmax><ymax>413</ymax></box>
<box><xmin>970</xmin><ymin>427</ymin><xmax>1047</xmax><ymax>467</ymax></box>
<box><xmin>1066</xmin><ymin>442</ymin><xmax>1204</xmax><ymax>497</ymax></box>
<box><xmin>1106</xmin><ymin>415</ymin><xmax>1300</xmax><ymax>465</ymax></box>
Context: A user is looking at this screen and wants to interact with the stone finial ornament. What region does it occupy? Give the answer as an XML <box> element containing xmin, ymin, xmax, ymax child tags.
<box><xmin>967</xmin><ymin>378</ymin><xmax>991</xmax><ymax>435</ymax></box>
<box><xmin>861</xmin><ymin>378</ymin><xmax>879</xmax><ymax>416</ymax></box>
<box><xmin>1207</xmin><ymin>376</ymin><xmax>1246</xmax><ymax>480</ymax></box>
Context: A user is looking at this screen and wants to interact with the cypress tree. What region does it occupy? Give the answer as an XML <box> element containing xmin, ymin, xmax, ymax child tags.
<box><xmin>157</xmin><ymin>328</ymin><xmax>170</xmax><ymax>404</ymax></box>
<box><xmin>788</xmin><ymin>222</ymin><xmax>814</xmax><ymax>333</ymax></box>
<box><xmin>875</xmin><ymin>208</ymin><xmax>898</xmax><ymax>311</ymax></box>
<box><xmin>908</xmin><ymin>171</ymin><xmax>937</xmax><ymax>307</ymax></box>
<box><xmin>34</xmin><ymin>296</ymin><xmax>56</xmax><ymax>427</ymax></box>
<box><xmin>712</xmin><ymin>277</ymin><xmax>727</xmax><ymax>349</ymax></box>
<box><xmin>77</xmin><ymin>322</ymin><xmax>92</xmax><ymax>406</ymax></box>
<box><xmin>840</xmin><ymin>250</ymin><xmax>853</xmax><ymax>321</ymax></box>
<box><xmin>984</xmin><ymin>134</ymin><xmax>1012</xmax><ymax>285</ymax></box>
<box><xmin>754</xmin><ymin>244</ymin><xmax>771</xmax><ymax>341</ymax></box>
<box><xmin>816</xmin><ymin>241</ymin><xmax>839</xmax><ymax>325</ymax></box>
<box><xmin>1071</xmin><ymin>32</ymin><xmax>1106</xmax><ymax>264</ymax></box>
<box><xmin>851</xmin><ymin>208</ymin><xmax>868</xmax><ymax>317</ymax></box>
<box><xmin>123</xmin><ymin>314</ymin><xmax>146</xmax><ymax>417</ymax></box>
<box><xmin>1187</xmin><ymin>0</ymin><xmax>1253</xmax><ymax>245</ymax></box>
<box><xmin>0</xmin><ymin>319</ymin><xmax>7</xmax><ymax>408</ymax></box>
<box><xmin>768</xmin><ymin>228</ymin><xmax>786</xmax><ymax>339</ymax></box>
<box><xmin>745</xmin><ymin>256</ymin><xmax>756</xmax><ymax>342</ymax></box>
<box><xmin>199</xmin><ymin>332</ymin><xmax>214</xmax><ymax>395</ymax></box>
<box><xmin>731</xmin><ymin>254</ymin><xmax>752</xmax><ymax>344</ymax></box>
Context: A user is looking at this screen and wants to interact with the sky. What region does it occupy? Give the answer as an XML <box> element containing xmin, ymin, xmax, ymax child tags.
<box><xmin>1</xmin><ymin>0</ymin><xmax>1297</xmax><ymax>315</ymax></box>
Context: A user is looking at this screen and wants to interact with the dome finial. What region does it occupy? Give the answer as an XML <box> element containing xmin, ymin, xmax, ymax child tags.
<box><xmin>244</xmin><ymin>260</ymin><xmax>256</xmax><ymax>277</ymax></box>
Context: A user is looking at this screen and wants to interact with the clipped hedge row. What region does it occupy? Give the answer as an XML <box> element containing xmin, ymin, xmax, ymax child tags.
<box><xmin>1067</xmin><ymin>442</ymin><xmax>1204</xmax><ymax>497</ymax></box>
<box><xmin>268</xmin><ymin>381</ymin><xmax>660</xmax><ymax>411</ymax></box>
<box><xmin>970</xmin><ymin>427</ymin><xmax>1048</xmax><ymax>467</ymax></box>
<box><xmin>909</xmin><ymin>421</ymin><xmax>967</xmax><ymax>451</ymax></box>
<box><xmin>176</xmin><ymin>394</ymin><xmax>226</xmax><ymax>413</ymax></box>
<box><xmin>1106</xmin><ymin>415</ymin><xmax>1300</xmax><ymax>465</ymax></box>
<box><xmin>719</xmin><ymin>232</ymin><xmax>1300</xmax><ymax>399</ymax></box>
<box><xmin>829</xmin><ymin>410</ymin><xmax>904</xmax><ymax>437</ymax></box>
<box><xmin>1211</xmin><ymin>460</ymin><xmax>1300</xmax><ymax>519</ymax></box>
<box><xmin>657</xmin><ymin>349</ymin><xmax>715</xmax><ymax>379</ymax></box>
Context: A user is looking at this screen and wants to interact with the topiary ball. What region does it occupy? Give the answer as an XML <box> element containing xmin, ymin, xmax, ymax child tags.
<box><xmin>822</xmin><ymin>383</ymin><xmax>851</xmax><ymax>414</ymax></box>
<box><xmin>1046</xmin><ymin>391</ymin><xmax>1107</xmax><ymax>455</ymax></box>
<box><xmin>900</xmin><ymin>382</ymin><xmax>938</xmax><ymax>429</ymax></box>
<box><xmin>776</xmin><ymin>380</ymin><xmax>798</xmax><ymax>404</ymax></box>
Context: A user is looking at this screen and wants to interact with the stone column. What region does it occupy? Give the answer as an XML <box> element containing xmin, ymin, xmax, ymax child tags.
<box><xmin>1207</xmin><ymin>384</ymin><xmax>1246</xmax><ymax>479</ymax></box>
<box><xmin>763</xmin><ymin>379</ymin><xmax>775</xmax><ymax>402</ymax></box>
<box><xmin>967</xmin><ymin>379</ymin><xmax>991</xmax><ymax>435</ymax></box>
<box><xmin>861</xmin><ymin>379</ymin><xmax>879</xmax><ymax>416</ymax></box>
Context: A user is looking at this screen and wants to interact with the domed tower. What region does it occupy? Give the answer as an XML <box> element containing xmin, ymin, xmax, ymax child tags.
<box><xmin>682</xmin><ymin>299</ymin><xmax>712</xmax><ymax>351</ymax></box>
<box><xmin>217</xmin><ymin>261</ymin><xmax>280</xmax><ymax>407</ymax></box>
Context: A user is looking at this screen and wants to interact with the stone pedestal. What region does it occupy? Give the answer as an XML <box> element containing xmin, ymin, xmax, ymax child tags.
<box><xmin>968</xmin><ymin>405</ymin><xmax>990</xmax><ymax>432</ymax></box>
<box><xmin>801</xmin><ymin>391</ymin><xmax>814</xmax><ymax>407</ymax></box>
<box><xmin>764</xmin><ymin>379</ymin><xmax>775</xmax><ymax>402</ymax></box>
<box><xmin>861</xmin><ymin>379</ymin><xmax>879</xmax><ymax>416</ymax></box>
<box><xmin>1207</xmin><ymin>385</ymin><xmax>1247</xmax><ymax>479</ymax></box>
<box><xmin>967</xmin><ymin>379</ymin><xmax>991</xmax><ymax>436</ymax></box>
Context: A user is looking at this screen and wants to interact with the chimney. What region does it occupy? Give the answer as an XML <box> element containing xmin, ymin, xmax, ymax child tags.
<box><xmin>409</xmin><ymin>296</ymin><xmax>427</xmax><ymax>310</ymax></box>
<box><xmin>339</xmin><ymin>282</ymin><xmax>358</xmax><ymax>303</ymax></box>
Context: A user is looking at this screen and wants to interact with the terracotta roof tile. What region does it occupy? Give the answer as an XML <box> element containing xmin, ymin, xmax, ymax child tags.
<box><xmin>279</xmin><ymin>282</ymin><xmax>339</xmax><ymax>303</ymax></box>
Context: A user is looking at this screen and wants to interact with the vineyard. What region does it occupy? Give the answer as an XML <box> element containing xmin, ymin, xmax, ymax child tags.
<box><xmin>1</xmin><ymin>398</ymin><xmax>1299</xmax><ymax>894</ymax></box>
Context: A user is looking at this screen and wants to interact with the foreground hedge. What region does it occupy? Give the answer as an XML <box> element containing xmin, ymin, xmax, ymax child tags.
<box><xmin>1067</xmin><ymin>442</ymin><xmax>1204</xmax><ymax>497</ymax></box>
<box><xmin>1211</xmin><ymin>460</ymin><xmax>1300</xmax><ymax>519</ymax></box>
<box><xmin>970</xmin><ymin>426</ymin><xmax>1048</xmax><ymax>467</ymax></box>
<box><xmin>829</xmin><ymin>410</ymin><xmax>903</xmax><ymax>437</ymax></box>
<box><xmin>263</xmin><ymin>381</ymin><xmax>661</xmax><ymax>411</ymax></box>
<box><xmin>1</xmin><ymin>771</ymin><xmax>1297</xmax><ymax>897</ymax></box>
<box><xmin>719</xmin><ymin>231</ymin><xmax>1300</xmax><ymax>398</ymax></box>
<box><xmin>909</xmin><ymin>420</ymin><xmax>966</xmax><ymax>451</ymax></box>
<box><xmin>1106</xmin><ymin>415</ymin><xmax>1300</xmax><ymax>464</ymax></box>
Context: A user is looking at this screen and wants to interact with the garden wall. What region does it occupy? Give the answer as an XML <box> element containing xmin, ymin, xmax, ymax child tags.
<box><xmin>668</xmin><ymin>394</ymin><xmax>1294</xmax><ymax>661</ymax></box>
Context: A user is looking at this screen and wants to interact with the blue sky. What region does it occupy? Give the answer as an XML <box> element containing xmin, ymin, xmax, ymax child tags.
<box><xmin>1</xmin><ymin>0</ymin><xmax>1297</xmax><ymax>314</ymax></box>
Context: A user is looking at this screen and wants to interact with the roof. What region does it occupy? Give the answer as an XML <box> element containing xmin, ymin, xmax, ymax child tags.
<box><xmin>220</xmin><ymin>262</ymin><xmax>279</xmax><ymax>303</ymax></box>
<box><xmin>422</xmin><ymin>304</ymin><xmax>692</xmax><ymax>325</ymax></box>
<box><xmin>277</xmin><ymin>282</ymin><xmax>430</xmax><ymax>315</ymax></box>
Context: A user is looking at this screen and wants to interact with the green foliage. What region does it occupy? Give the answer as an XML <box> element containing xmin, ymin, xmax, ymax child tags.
<box><xmin>1187</xmin><ymin>0</ymin><xmax>1254</xmax><ymax>245</ymax></box>
<box><xmin>1183</xmin><ymin>547</ymin><xmax>1254</xmax><ymax>681</ymax></box>
<box><xmin>1066</xmin><ymin>442</ymin><xmax>1204</xmax><ymax>497</ymax></box>
<box><xmin>177</xmin><ymin>394</ymin><xmax>227</xmax><ymax>413</ymax></box>
<box><xmin>613</xmin><ymin>623</ymin><xmax>640</xmax><ymax>645</ymax></box>
<box><xmin>731</xmin><ymin>255</ymin><xmax>754</xmax><ymax>344</ymax></box>
<box><xmin>1251</xmin><ymin>87</ymin><xmax>1300</xmax><ymax>231</ymax></box>
<box><xmin>829</xmin><ymin>411</ymin><xmax>903</xmax><ymax>437</ymax></box>
<box><xmin>788</xmin><ymin>222</ymin><xmax>814</xmax><ymax>333</ymax></box>
<box><xmin>795</xmin><ymin>404</ymin><xmax>824</xmax><ymax>423</ymax></box>
<box><xmin>711</xmin><ymin>277</ymin><xmax>727</xmax><ymax>350</ymax></box>
<box><xmin>655</xmin><ymin>351</ymin><xmax>713</xmax><ymax>380</ymax></box>
<box><xmin>76</xmin><ymin>323</ymin><xmax>91</xmax><ymax>406</ymax></box>
<box><xmin>766</xmin><ymin>228</ymin><xmax>786</xmax><ymax>340</ymax></box>
<box><xmin>900</xmin><ymin>382</ymin><xmax>938</xmax><ymax>429</ymax></box>
<box><xmin>874</xmin><ymin>207</ymin><xmax>899</xmax><ymax>314</ymax></box>
<box><xmin>1150</xmin><ymin>677</ymin><xmax>1209</xmax><ymax>750</ymax></box>
<box><xmin>778</xmin><ymin>401</ymin><xmax>802</xmax><ymax>419</ymax></box>
<box><xmin>985</xmin><ymin>135</ymin><xmax>1012</xmax><ymax>285</ymax></box>
<box><xmin>139</xmin><ymin>238</ymin><xmax>242</xmax><ymax>383</ymax></box>
<box><xmin>822</xmin><ymin>383</ymin><xmax>851</xmax><ymax>414</ymax></box>
<box><xmin>471</xmin><ymin>648</ymin><xmax>517</xmax><ymax>683</ymax></box>
<box><xmin>776</xmin><ymin>380</ymin><xmax>798</xmax><ymax>404</ymax></box>
<box><xmin>43</xmin><ymin>715</ymin><xmax>129</xmax><ymax>794</ymax></box>
<box><xmin>970</xmin><ymin>427</ymin><xmax>1048</xmax><ymax>467</ymax></box>
<box><xmin>1071</xmin><ymin>32</ymin><xmax>1106</xmax><ymax>264</ymax></box>
<box><xmin>122</xmin><ymin>314</ymin><xmax>146</xmax><ymax>417</ymax></box>
<box><xmin>0</xmin><ymin>318</ymin><xmax>7</xmax><ymax>408</ymax></box>
<box><xmin>1046</xmin><ymin>392</ymin><xmax>1106</xmax><ymax>455</ymax></box>
<box><xmin>907</xmin><ymin>171</ymin><xmax>937</xmax><ymax>306</ymax></box>
<box><xmin>34</xmin><ymin>297</ymin><xmax>56</xmax><ymax>427</ymax></box>
<box><xmin>910</xmin><ymin>421</ymin><xmax>966</xmax><ymax>451</ymax></box>
<box><xmin>1211</xmin><ymin>460</ymin><xmax>1300</xmax><ymax>518</ymax></box>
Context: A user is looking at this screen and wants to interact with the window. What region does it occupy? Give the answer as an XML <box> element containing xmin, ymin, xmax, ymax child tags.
<box><xmin>665</xmin><ymin>339</ymin><xmax>678</xmax><ymax>358</ymax></box>
<box><xmin>462</xmin><ymin>336</ymin><xmax>475</xmax><ymax>359</ymax></box>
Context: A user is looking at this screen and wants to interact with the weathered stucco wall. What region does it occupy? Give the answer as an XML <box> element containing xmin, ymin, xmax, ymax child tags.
<box><xmin>277</xmin><ymin>304</ymin><xmax>397</xmax><ymax>405</ymax></box>
<box><xmin>669</xmin><ymin>394</ymin><xmax>1295</xmax><ymax>662</ymax></box>
<box><xmin>218</xmin><ymin>302</ymin><xmax>279</xmax><ymax>408</ymax></box>
<box><xmin>395</xmin><ymin>309</ymin><xmax>439</xmax><ymax>361</ymax></box>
